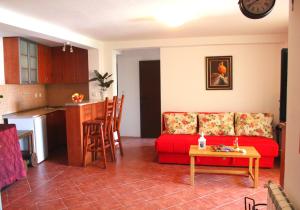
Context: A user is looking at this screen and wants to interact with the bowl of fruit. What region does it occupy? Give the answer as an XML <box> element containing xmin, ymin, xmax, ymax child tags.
<box><xmin>72</xmin><ymin>93</ymin><xmax>84</xmax><ymax>103</ymax></box>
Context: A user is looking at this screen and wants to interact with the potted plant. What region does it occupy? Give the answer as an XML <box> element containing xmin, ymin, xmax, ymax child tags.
<box><xmin>89</xmin><ymin>70</ymin><xmax>114</xmax><ymax>100</ymax></box>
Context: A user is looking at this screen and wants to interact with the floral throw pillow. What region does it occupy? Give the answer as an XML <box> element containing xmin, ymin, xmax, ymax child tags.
<box><xmin>235</xmin><ymin>113</ymin><xmax>273</xmax><ymax>138</ymax></box>
<box><xmin>164</xmin><ymin>112</ymin><xmax>197</xmax><ymax>134</ymax></box>
<box><xmin>198</xmin><ymin>112</ymin><xmax>235</xmax><ymax>136</ymax></box>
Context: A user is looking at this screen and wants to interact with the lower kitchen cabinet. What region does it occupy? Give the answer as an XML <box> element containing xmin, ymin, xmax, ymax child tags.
<box><xmin>47</xmin><ymin>110</ymin><xmax>66</xmax><ymax>152</ymax></box>
<box><xmin>65</xmin><ymin>101</ymin><xmax>104</xmax><ymax>166</ymax></box>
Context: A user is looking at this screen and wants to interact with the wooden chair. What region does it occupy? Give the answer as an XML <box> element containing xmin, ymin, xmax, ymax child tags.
<box><xmin>82</xmin><ymin>97</ymin><xmax>116</xmax><ymax>168</ymax></box>
<box><xmin>112</xmin><ymin>95</ymin><xmax>125</xmax><ymax>156</ymax></box>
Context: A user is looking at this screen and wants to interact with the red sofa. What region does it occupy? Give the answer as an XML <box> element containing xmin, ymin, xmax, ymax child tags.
<box><xmin>155</xmin><ymin>112</ymin><xmax>279</xmax><ymax>168</ymax></box>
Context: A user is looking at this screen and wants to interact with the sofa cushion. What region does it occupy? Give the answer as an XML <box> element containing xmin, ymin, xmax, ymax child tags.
<box><xmin>235</xmin><ymin>113</ymin><xmax>273</xmax><ymax>138</ymax></box>
<box><xmin>156</xmin><ymin>134</ymin><xmax>278</xmax><ymax>157</ymax></box>
<box><xmin>156</xmin><ymin>134</ymin><xmax>199</xmax><ymax>153</ymax></box>
<box><xmin>164</xmin><ymin>112</ymin><xmax>197</xmax><ymax>134</ymax></box>
<box><xmin>198</xmin><ymin>112</ymin><xmax>235</xmax><ymax>136</ymax></box>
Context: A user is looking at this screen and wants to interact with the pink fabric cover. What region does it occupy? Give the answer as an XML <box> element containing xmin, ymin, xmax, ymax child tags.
<box><xmin>0</xmin><ymin>124</ymin><xmax>26</xmax><ymax>189</ymax></box>
<box><xmin>155</xmin><ymin>134</ymin><xmax>279</xmax><ymax>168</ymax></box>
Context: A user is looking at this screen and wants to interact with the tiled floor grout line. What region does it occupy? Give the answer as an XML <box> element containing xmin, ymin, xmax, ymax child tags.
<box><xmin>158</xmin><ymin>185</ymin><xmax>228</xmax><ymax>210</ymax></box>
<box><xmin>212</xmin><ymin>188</ymin><xmax>267</xmax><ymax>209</ymax></box>
<box><xmin>59</xmin><ymin>198</ymin><xmax>68</xmax><ymax>210</ymax></box>
<box><xmin>2</xmin><ymin>190</ymin><xmax>9</xmax><ymax>208</ymax></box>
<box><xmin>26</xmin><ymin>176</ymin><xmax>33</xmax><ymax>193</ymax></box>
<box><xmin>2</xmin><ymin>138</ymin><xmax>279</xmax><ymax>210</ymax></box>
<box><xmin>3</xmin><ymin>169</ymin><xmax>66</xmax><ymax>208</ymax></box>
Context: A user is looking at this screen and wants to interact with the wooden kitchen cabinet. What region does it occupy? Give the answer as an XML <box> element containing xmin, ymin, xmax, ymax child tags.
<box><xmin>3</xmin><ymin>37</ymin><xmax>19</xmax><ymax>84</ymax></box>
<box><xmin>3</xmin><ymin>37</ymin><xmax>38</xmax><ymax>84</ymax></box>
<box><xmin>51</xmin><ymin>47</ymin><xmax>64</xmax><ymax>83</ymax></box>
<box><xmin>74</xmin><ymin>47</ymin><xmax>89</xmax><ymax>83</ymax></box>
<box><xmin>47</xmin><ymin>110</ymin><xmax>66</xmax><ymax>152</ymax></box>
<box><xmin>65</xmin><ymin>101</ymin><xmax>104</xmax><ymax>166</ymax></box>
<box><xmin>4</xmin><ymin>37</ymin><xmax>89</xmax><ymax>84</ymax></box>
<box><xmin>38</xmin><ymin>44</ymin><xmax>53</xmax><ymax>84</ymax></box>
<box><xmin>51</xmin><ymin>46</ymin><xmax>88</xmax><ymax>84</ymax></box>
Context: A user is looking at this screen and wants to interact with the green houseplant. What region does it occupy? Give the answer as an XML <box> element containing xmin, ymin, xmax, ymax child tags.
<box><xmin>89</xmin><ymin>70</ymin><xmax>114</xmax><ymax>100</ymax></box>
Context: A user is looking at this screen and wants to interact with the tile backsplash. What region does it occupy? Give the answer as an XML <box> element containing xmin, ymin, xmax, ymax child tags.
<box><xmin>0</xmin><ymin>83</ymin><xmax>90</xmax><ymax>122</ymax></box>
<box><xmin>0</xmin><ymin>84</ymin><xmax>47</xmax><ymax>122</ymax></box>
<box><xmin>46</xmin><ymin>84</ymin><xmax>89</xmax><ymax>107</ymax></box>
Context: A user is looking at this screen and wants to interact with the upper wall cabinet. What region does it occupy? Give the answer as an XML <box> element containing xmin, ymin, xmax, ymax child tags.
<box><xmin>38</xmin><ymin>44</ymin><xmax>52</xmax><ymax>84</ymax></box>
<box><xmin>3</xmin><ymin>37</ymin><xmax>38</xmax><ymax>84</ymax></box>
<box><xmin>3</xmin><ymin>37</ymin><xmax>89</xmax><ymax>84</ymax></box>
<box><xmin>52</xmin><ymin>46</ymin><xmax>89</xmax><ymax>84</ymax></box>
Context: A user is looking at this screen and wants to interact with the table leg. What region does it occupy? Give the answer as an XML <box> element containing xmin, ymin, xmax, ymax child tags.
<box><xmin>254</xmin><ymin>158</ymin><xmax>259</xmax><ymax>188</ymax></box>
<box><xmin>249</xmin><ymin>157</ymin><xmax>253</xmax><ymax>176</ymax></box>
<box><xmin>190</xmin><ymin>156</ymin><xmax>195</xmax><ymax>186</ymax></box>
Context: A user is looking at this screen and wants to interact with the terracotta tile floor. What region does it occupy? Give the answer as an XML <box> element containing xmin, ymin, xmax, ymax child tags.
<box><xmin>1</xmin><ymin>138</ymin><xmax>279</xmax><ymax>210</ymax></box>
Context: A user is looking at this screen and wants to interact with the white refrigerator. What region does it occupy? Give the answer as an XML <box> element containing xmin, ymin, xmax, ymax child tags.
<box><xmin>7</xmin><ymin>115</ymin><xmax>48</xmax><ymax>164</ymax></box>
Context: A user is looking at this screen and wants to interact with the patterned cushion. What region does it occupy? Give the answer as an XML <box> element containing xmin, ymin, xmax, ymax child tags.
<box><xmin>235</xmin><ymin>113</ymin><xmax>273</xmax><ymax>138</ymax></box>
<box><xmin>164</xmin><ymin>112</ymin><xmax>197</xmax><ymax>134</ymax></box>
<box><xmin>198</xmin><ymin>112</ymin><xmax>235</xmax><ymax>136</ymax></box>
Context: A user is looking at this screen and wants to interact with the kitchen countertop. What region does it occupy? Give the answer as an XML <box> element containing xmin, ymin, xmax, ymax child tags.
<box><xmin>2</xmin><ymin>107</ymin><xmax>65</xmax><ymax>119</ymax></box>
<box><xmin>64</xmin><ymin>100</ymin><xmax>103</xmax><ymax>107</ymax></box>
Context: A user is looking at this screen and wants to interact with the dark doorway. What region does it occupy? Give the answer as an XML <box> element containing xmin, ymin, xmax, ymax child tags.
<box><xmin>278</xmin><ymin>48</ymin><xmax>288</xmax><ymax>188</ymax></box>
<box><xmin>280</xmin><ymin>48</ymin><xmax>288</xmax><ymax>122</ymax></box>
<box><xmin>139</xmin><ymin>60</ymin><xmax>161</xmax><ymax>138</ymax></box>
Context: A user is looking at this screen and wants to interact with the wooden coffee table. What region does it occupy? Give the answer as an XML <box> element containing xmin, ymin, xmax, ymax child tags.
<box><xmin>189</xmin><ymin>145</ymin><xmax>261</xmax><ymax>188</ymax></box>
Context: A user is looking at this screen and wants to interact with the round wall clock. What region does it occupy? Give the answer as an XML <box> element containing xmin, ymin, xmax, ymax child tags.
<box><xmin>238</xmin><ymin>0</ymin><xmax>276</xmax><ymax>19</ymax></box>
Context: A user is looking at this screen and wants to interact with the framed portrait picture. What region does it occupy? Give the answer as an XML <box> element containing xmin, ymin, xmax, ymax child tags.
<box><xmin>205</xmin><ymin>56</ymin><xmax>233</xmax><ymax>90</ymax></box>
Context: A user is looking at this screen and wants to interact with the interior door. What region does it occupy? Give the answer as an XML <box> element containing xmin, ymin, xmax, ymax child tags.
<box><xmin>280</xmin><ymin>48</ymin><xmax>288</xmax><ymax>122</ymax></box>
<box><xmin>139</xmin><ymin>60</ymin><xmax>161</xmax><ymax>138</ymax></box>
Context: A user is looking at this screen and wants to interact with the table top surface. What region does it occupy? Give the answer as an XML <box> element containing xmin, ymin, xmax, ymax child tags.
<box><xmin>189</xmin><ymin>145</ymin><xmax>261</xmax><ymax>158</ymax></box>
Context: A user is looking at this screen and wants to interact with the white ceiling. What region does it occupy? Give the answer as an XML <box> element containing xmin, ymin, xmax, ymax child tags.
<box><xmin>0</xmin><ymin>0</ymin><xmax>289</xmax><ymax>41</ymax></box>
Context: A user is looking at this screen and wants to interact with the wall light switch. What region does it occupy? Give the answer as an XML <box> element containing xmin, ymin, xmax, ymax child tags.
<box><xmin>34</xmin><ymin>93</ymin><xmax>38</xmax><ymax>98</ymax></box>
<box><xmin>39</xmin><ymin>93</ymin><xmax>42</xmax><ymax>97</ymax></box>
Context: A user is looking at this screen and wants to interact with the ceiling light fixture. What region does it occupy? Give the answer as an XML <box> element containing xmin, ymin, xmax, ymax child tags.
<box><xmin>62</xmin><ymin>42</ymin><xmax>73</xmax><ymax>53</ymax></box>
<box><xmin>62</xmin><ymin>43</ymin><xmax>66</xmax><ymax>52</ymax></box>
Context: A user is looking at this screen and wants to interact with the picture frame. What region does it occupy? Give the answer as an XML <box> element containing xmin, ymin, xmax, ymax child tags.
<box><xmin>205</xmin><ymin>56</ymin><xmax>233</xmax><ymax>90</ymax></box>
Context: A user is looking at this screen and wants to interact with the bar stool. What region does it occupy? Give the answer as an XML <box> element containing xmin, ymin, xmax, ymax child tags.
<box><xmin>112</xmin><ymin>95</ymin><xmax>124</xmax><ymax>156</ymax></box>
<box><xmin>82</xmin><ymin>97</ymin><xmax>116</xmax><ymax>168</ymax></box>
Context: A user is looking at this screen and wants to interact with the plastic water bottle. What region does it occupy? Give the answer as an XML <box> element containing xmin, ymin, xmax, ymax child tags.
<box><xmin>198</xmin><ymin>131</ymin><xmax>206</xmax><ymax>149</ymax></box>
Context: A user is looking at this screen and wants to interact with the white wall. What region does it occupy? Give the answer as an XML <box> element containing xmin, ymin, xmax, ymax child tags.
<box><xmin>88</xmin><ymin>48</ymin><xmax>101</xmax><ymax>100</ymax></box>
<box><xmin>285</xmin><ymin>0</ymin><xmax>300</xmax><ymax>208</ymax></box>
<box><xmin>117</xmin><ymin>48</ymin><xmax>160</xmax><ymax>137</ymax></box>
<box><xmin>160</xmin><ymin>43</ymin><xmax>282</xmax><ymax>123</ymax></box>
<box><xmin>105</xmin><ymin>34</ymin><xmax>287</xmax><ymax>101</ymax></box>
<box><xmin>105</xmin><ymin>35</ymin><xmax>287</xmax><ymax>136</ymax></box>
